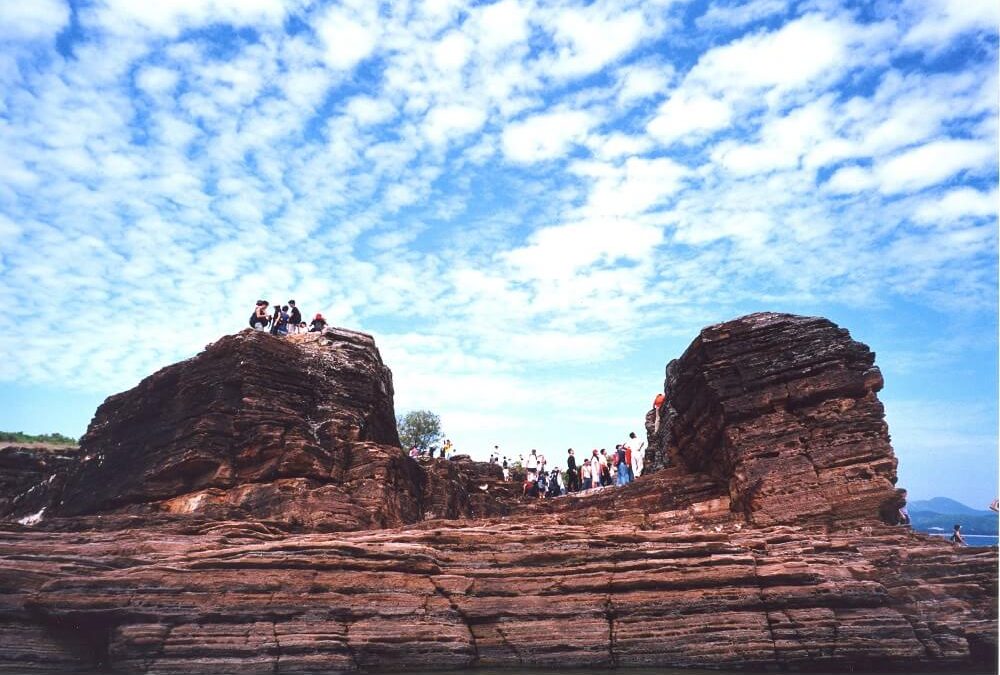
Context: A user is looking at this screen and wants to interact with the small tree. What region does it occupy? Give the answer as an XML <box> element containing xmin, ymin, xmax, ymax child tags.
<box><xmin>397</xmin><ymin>410</ymin><xmax>443</xmax><ymax>451</ymax></box>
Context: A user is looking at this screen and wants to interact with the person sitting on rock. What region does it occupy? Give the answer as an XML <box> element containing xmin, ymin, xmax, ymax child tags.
<box><xmin>523</xmin><ymin>475</ymin><xmax>539</xmax><ymax>499</ymax></box>
<box><xmin>309</xmin><ymin>313</ymin><xmax>327</xmax><ymax>332</ymax></box>
<box><xmin>951</xmin><ymin>524</ymin><xmax>966</xmax><ymax>546</ymax></box>
<box><xmin>546</xmin><ymin>470</ymin><xmax>561</xmax><ymax>498</ymax></box>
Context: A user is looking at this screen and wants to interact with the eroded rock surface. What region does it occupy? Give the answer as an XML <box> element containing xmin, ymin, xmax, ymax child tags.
<box><xmin>645</xmin><ymin>312</ymin><xmax>900</xmax><ymax>527</ymax></box>
<box><xmin>0</xmin><ymin>314</ymin><xmax>995</xmax><ymax>673</ymax></box>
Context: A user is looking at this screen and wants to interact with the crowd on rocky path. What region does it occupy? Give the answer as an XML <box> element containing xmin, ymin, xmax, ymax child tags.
<box><xmin>490</xmin><ymin>432</ymin><xmax>647</xmax><ymax>499</ymax></box>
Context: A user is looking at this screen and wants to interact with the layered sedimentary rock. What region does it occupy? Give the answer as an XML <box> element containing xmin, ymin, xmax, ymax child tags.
<box><xmin>1</xmin><ymin>515</ymin><xmax>995</xmax><ymax>673</ymax></box>
<box><xmin>0</xmin><ymin>313</ymin><xmax>995</xmax><ymax>674</ymax></box>
<box><xmin>645</xmin><ymin>312</ymin><xmax>900</xmax><ymax>527</ymax></box>
<box><xmin>46</xmin><ymin>329</ymin><xmax>508</xmax><ymax>531</ymax></box>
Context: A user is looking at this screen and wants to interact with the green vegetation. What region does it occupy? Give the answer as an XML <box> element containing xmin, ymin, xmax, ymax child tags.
<box><xmin>396</xmin><ymin>410</ymin><xmax>443</xmax><ymax>451</ymax></box>
<box><xmin>0</xmin><ymin>430</ymin><xmax>78</xmax><ymax>445</ymax></box>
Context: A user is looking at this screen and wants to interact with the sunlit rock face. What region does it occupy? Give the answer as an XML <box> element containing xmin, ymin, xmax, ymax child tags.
<box><xmin>645</xmin><ymin>312</ymin><xmax>900</xmax><ymax>527</ymax></box>
<box><xmin>0</xmin><ymin>315</ymin><xmax>995</xmax><ymax>674</ymax></box>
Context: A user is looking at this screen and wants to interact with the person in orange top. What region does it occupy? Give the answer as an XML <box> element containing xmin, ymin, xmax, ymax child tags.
<box><xmin>653</xmin><ymin>393</ymin><xmax>666</xmax><ymax>433</ymax></box>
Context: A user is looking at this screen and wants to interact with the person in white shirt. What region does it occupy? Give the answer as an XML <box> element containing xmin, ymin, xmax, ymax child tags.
<box><xmin>627</xmin><ymin>432</ymin><xmax>646</xmax><ymax>478</ymax></box>
<box><xmin>525</xmin><ymin>449</ymin><xmax>538</xmax><ymax>480</ymax></box>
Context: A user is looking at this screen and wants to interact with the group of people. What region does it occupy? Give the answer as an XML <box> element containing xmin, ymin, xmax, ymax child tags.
<box><xmin>408</xmin><ymin>439</ymin><xmax>455</xmax><ymax>459</ymax></box>
<box><xmin>250</xmin><ymin>299</ymin><xmax>327</xmax><ymax>336</ymax></box>
<box><xmin>505</xmin><ymin>432</ymin><xmax>647</xmax><ymax>499</ymax></box>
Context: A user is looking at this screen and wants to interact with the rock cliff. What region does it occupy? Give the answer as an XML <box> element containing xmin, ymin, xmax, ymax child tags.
<box><xmin>644</xmin><ymin>312</ymin><xmax>900</xmax><ymax>527</ymax></box>
<box><xmin>0</xmin><ymin>315</ymin><xmax>995</xmax><ymax>674</ymax></box>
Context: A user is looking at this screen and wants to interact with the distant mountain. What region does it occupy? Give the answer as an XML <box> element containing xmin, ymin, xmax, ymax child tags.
<box><xmin>907</xmin><ymin>497</ymin><xmax>998</xmax><ymax>536</ymax></box>
<box><xmin>908</xmin><ymin>497</ymin><xmax>993</xmax><ymax>516</ymax></box>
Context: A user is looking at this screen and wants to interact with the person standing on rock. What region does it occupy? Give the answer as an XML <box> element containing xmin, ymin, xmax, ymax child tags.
<box><xmin>580</xmin><ymin>458</ymin><xmax>591</xmax><ymax>490</ymax></box>
<box><xmin>653</xmin><ymin>392</ymin><xmax>665</xmax><ymax>433</ymax></box>
<box><xmin>566</xmin><ymin>449</ymin><xmax>579</xmax><ymax>492</ymax></box>
<box><xmin>250</xmin><ymin>301</ymin><xmax>270</xmax><ymax>330</ymax></box>
<box><xmin>268</xmin><ymin>303</ymin><xmax>282</xmax><ymax>335</ymax></box>
<box><xmin>288</xmin><ymin>300</ymin><xmax>302</xmax><ymax>334</ymax></box>
<box><xmin>525</xmin><ymin>449</ymin><xmax>538</xmax><ymax>480</ymax></box>
<box><xmin>615</xmin><ymin>445</ymin><xmax>630</xmax><ymax>486</ymax></box>
<box><xmin>627</xmin><ymin>432</ymin><xmax>646</xmax><ymax>478</ymax></box>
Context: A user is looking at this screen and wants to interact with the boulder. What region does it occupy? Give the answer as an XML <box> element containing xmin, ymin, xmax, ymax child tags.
<box><xmin>646</xmin><ymin>313</ymin><xmax>899</xmax><ymax>527</ymax></box>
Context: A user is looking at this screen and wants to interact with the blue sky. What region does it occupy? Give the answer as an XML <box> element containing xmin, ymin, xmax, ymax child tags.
<box><xmin>0</xmin><ymin>0</ymin><xmax>996</xmax><ymax>507</ymax></box>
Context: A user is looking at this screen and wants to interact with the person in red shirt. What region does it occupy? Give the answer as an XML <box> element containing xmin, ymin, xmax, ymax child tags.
<box><xmin>653</xmin><ymin>393</ymin><xmax>666</xmax><ymax>433</ymax></box>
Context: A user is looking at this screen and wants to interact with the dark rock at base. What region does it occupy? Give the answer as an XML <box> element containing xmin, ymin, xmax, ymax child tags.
<box><xmin>0</xmin><ymin>445</ymin><xmax>80</xmax><ymax>522</ymax></box>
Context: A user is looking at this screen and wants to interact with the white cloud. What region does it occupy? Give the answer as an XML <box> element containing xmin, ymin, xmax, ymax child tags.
<box><xmin>647</xmin><ymin>92</ymin><xmax>732</xmax><ymax>143</ymax></box>
<box><xmin>544</xmin><ymin>6</ymin><xmax>649</xmax><ymax>79</ymax></box>
<box><xmin>346</xmin><ymin>96</ymin><xmax>396</xmax><ymax>126</ymax></box>
<box><xmin>136</xmin><ymin>66</ymin><xmax>179</xmax><ymax>96</ymax></box>
<box><xmin>901</xmin><ymin>0</ymin><xmax>1000</xmax><ymax>51</ymax></box>
<box><xmin>689</xmin><ymin>14</ymin><xmax>852</xmax><ymax>92</ymax></box>
<box><xmin>825</xmin><ymin>165</ymin><xmax>876</xmax><ymax>194</ymax></box>
<box><xmin>89</xmin><ymin>0</ymin><xmax>288</xmax><ymax>36</ymax></box>
<box><xmin>316</xmin><ymin>5</ymin><xmax>379</xmax><ymax>70</ymax></box>
<box><xmin>574</xmin><ymin>156</ymin><xmax>690</xmax><ymax>217</ymax></box>
<box><xmin>616</xmin><ymin>63</ymin><xmax>673</xmax><ymax>106</ymax></box>
<box><xmin>424</xmin><ymin>104</ymin><xmax>487</xmax><ymax>145</ymax></box>
<box><xmin>695</xmin><ymin>0</ymin><xmax>789</xmax><ymax>30</ymax></box>
<box><xmin>502</xmin><ymin>109</ymin><xmax>596</xmax><ymax>163</ymax></box>
<box><xmin>473</xmin><ymin>0</ymin><xmax>532</xmax><ymax>52</ymax></box>
<box><xmin>0</xmin><ymin>0</ymin><xmax>70</xmax><ymax>41</ymax></box>
<box><xmin>877</xmin><ymin>139</ymin><xmax>995</xmax><ymax>195</ymax></box>
<box><xmin>913</xmin><ymin>187</ymin><xmax>998</xmax><ymax>224</ymax></box>
<box><xmin>433</xmin><ymin>31</ymin><xmax>473</xmax><ymax>71</ymax></box>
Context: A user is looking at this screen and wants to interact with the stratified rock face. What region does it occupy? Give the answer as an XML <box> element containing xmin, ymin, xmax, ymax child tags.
<box><xmin>645</xmin><ymin>313</ymin><xmax>899</xmax><ymax>527</ymax></box>
<box><xmin>51</xmin><ymin>328</ymin><xmax>507</xmax><ymax>530</ymax></box>
<box><xmin>0</xmin><ymin>518</ymin><xmax>995</xmax><ymax>674</ymax></box>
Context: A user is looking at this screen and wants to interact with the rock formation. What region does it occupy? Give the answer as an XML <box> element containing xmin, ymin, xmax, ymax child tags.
<box><xmin>0</xmin><ymin>315</ymin><xmax>995</xmax><ymax>674</ymax></box>
<box><xmin>644</xmin><ymin>312</ymin><xmax>900</xmax><ymax>527</ymax></box>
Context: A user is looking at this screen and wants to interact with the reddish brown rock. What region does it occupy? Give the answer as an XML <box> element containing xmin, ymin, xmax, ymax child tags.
<box><xmin>645</xmin><ymin>312</ymin><xmax>900</xmax><ymax>527</ymax></box>
<box><xmin>48</xmin><ymin>328</ymin><xmax>511</xmax><ymax>531</ymax></box>
<box><xmin>0</xmin><ymin>313</ymin><xmax>995</xmax><ymax>673</ymax></box>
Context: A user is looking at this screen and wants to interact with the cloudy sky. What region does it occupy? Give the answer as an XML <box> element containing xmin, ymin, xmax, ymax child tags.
<box><xmin>0</xmin><ymin>0</ymin><xmax>996</xmax><ymax>505</ymax></box>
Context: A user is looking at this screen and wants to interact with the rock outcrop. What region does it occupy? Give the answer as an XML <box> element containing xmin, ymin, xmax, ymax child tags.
<box><xmin>46</xmin><ymin>329</ymin><xmax>509</xmax><ymax>531</ymax></box>
<box><xmin>0</xmin><ymin>314</ymin><xmax>995</xmax><ymax>674</ymax></box>
<box><xmin>645</xmin><ymin>313</ymin><xmax>900</xmax><ymax>527</ymax></box>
